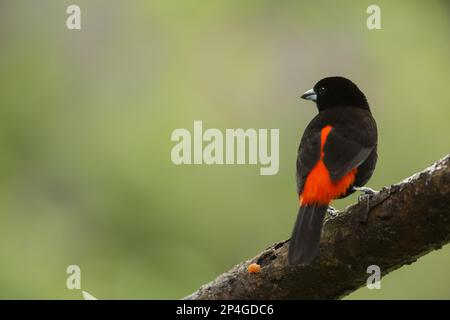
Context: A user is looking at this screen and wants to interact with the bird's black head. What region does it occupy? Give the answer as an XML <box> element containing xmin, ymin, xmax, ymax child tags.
<box><xmin>301</xmin><ymin>76</ymin><xmax>370</xmax><ymax>112</ymax></box>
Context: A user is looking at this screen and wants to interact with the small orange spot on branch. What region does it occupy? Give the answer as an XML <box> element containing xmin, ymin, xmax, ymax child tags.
<box><xmin>247</xmin><ymin>263</ymin><xmax>261</xmax><ymax>273</ymax></box>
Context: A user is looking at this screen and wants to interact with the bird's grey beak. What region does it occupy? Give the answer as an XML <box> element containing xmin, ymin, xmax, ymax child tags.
<box><xmin>301</xmin><ymin>89</ymin><xmax>317</xmax><ymax>102</ymax></box>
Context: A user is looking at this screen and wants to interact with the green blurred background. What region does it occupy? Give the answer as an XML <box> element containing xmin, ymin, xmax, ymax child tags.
<box><xmin>0</xmin><ymin>0</ymin><xmax>449</xmax><ymax>299</ymax></box>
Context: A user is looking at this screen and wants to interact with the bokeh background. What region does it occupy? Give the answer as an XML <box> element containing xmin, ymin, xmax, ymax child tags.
<box><xmin>0</xmin><ymin>0</ymin><xmax>449</xmax><ymax>299</ymax></box>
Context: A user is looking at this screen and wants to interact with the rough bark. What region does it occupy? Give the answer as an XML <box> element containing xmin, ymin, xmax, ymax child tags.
<box><xmin>185</xmin><ymin>155</ymin><xmax>450</xmax><ymax>300</ymax></box>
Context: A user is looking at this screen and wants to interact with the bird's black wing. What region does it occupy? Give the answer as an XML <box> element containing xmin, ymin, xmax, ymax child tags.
<box><xmin>323</xmin><ymin>127</ymin><xmax>374</xmax><ymax>182</ymax></box>
<box><xmin>296</xmin><ymin>128</ymin><xmax>321</xmax><ymax>194</ymax></box>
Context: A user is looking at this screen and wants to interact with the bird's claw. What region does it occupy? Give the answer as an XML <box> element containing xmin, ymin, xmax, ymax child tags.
<box><xmin>354</xmin><ymin>187</ymin><xmax>378</xmax><ymax>222</ymax></box>
<box><xmin>327</xmin><ymin>206</ymin><xmax>339</xmax><ymax>217</ymax></box>
<box><xmin>354</xmin><ymin>186</ymin><xmax>377</xmax><ymax>202</ymax></box>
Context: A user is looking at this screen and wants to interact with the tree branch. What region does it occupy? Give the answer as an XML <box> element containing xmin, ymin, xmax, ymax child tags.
<box><xmin>185</xmin><ymin>155</ymin><xmax>450</xmax><ymax>300</ymax></box>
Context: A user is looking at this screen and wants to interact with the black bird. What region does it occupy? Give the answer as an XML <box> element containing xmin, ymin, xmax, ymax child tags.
<box><xmin>288</xmin><ymin>76</ymin><xmax>378</xmax><ymax>265</ymax></box>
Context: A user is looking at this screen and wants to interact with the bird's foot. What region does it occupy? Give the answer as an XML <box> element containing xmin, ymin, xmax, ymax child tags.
<box><xmin>353</xmin><ymin>187</ymin><xmax>378</xmax><ymax>222</ymax></box>
<box><xmin>327</xmin><ymin>206</ymin><xmax>339</xmax><ymax>218</ymax></box>
<box><xmin>354</xmin><ymin>186</ymin><xmax>377</xmax><ymax>201</ymax></box>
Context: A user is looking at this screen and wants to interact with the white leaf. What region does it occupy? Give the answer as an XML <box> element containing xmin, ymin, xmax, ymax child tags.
<box><xmin>82</xmin><ymin>291</ymin><xmax>98</xmax><ymax>300</ymax></box>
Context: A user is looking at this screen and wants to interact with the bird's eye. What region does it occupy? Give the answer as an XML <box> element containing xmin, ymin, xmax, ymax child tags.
<box><xmin>318</xmin><ymin>87</ymin><xmax>326</xmax><ymax>95</ymax></box>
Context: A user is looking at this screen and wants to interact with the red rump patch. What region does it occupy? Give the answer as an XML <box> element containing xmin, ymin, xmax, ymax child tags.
<box><xmin>300</xmin><ymin>125</ymin><xmax>357</xmax><ymax>205</ymax></box>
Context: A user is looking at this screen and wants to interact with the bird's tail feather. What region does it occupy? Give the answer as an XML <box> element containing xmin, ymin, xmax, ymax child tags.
<box><xmin>288</xmin><ymin>204</ymin><xmax>327</xmax><ymax>265</ymax></box>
